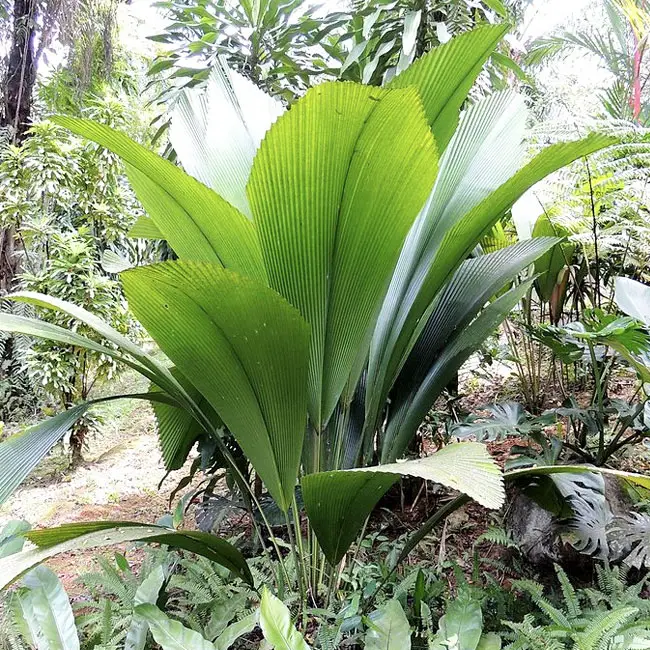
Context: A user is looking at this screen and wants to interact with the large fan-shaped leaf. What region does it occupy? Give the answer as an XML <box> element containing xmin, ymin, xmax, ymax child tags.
<box><xmin>367</xmin><ymin>86</ymin><xmax>615</xmax><ymax>435</ymax></box>
<box><xmin>52</xmin><ymin>116</ymin><xmax>265</xmax><ymax>282</ymax></box>
<box><xmin>381</xmin><ymin>279</ymin><xmax>535</xmax><ymax>463</ymax></box>
<box><xmin>366</xmin><ymin>91</ymin><xmax>531</xmax><ymax>433</ymax></box>
<box><xmin>150</xmin><ymin>367</ymin><xmax>222</xmax><ymax>471</ymax></box>
<box><xmin>302</xmin><ymin>442</ymin><xmax>503</xmax><ymax>564</ymax></box>
<box><xmin>122</xmin><ymin>262</ymin><xmax>310</xmax><ymax>511</ymax></box>
<box><xmin>170</xmin><ymin>59</ymin><xmax>283</xmax><ymax>218</ymax></box>
<box><xmin>385</xmin><ymin>238</ymin><xmax>557</xmax><ymax>452</ymax></box>
<box><xmin>248</xmin><ymin>81</ymin><xmax>437</xmax><ymax>430</ymax></box>
<box><xmin>387</xmin><ymin>24</ymin><xmax>508</xmax><ymax>152</ymax></box>
<box><xmin>0</xmin><ymin>521</ymin><xmax>252</xmax><ymax>589</ymax></box>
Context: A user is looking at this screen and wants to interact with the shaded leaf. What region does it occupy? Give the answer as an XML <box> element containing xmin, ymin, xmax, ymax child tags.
<box><xmin>0</xmin><ymin>521</ymin><xmax>252</xmax><ymax>589</ymax></box>
<box><xmin>122</xmin><ymin>262</ymin><xmax>309</xmax><ymax>511</ymax></box>
<box><xmin>365</xmin><ymin>600</ymin><xmax>411</xmax><ymax>650</ymax></box>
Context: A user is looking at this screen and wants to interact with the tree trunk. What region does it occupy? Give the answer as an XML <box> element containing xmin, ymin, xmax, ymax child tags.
<box><xmin>69</xmin><ymin>421</ymin><xmax>88</xmax><ymax>467</ymax></box>
<box><xmin>0</xmin><ymin>0</ymin><xmax>39</xmax><ymax>406</ymax></box>
<box><xmin>1</xmin><ymin>0</ymin><xmax>39</xmax><ymax>293</ymax></box>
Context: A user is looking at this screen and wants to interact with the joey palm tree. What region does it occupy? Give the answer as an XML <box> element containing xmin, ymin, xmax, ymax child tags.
<box><xmin>0</xmin><ymin>26</ymin><xmax>621</xmax><ymax>600</ymax></box>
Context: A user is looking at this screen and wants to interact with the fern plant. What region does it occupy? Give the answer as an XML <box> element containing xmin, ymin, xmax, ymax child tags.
<box><xmin>505</xmin><ymin>564</ymin><xmax>650</xmax><ymax>649</ymax></box>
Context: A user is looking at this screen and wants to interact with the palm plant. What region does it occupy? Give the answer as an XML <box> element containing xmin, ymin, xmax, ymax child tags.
<box><xmin>0</xmin><ymin>26</ymin><xmax>617</xmax><ymax>604</ymax></box>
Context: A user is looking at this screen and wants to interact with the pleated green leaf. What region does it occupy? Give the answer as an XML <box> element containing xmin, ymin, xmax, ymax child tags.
<box><xmin>122</xmin><ymin>262</ymin><xmax>310</xmax><ymax>511</ymax></box>
<box><xmin>134</xmin><ymin>604</ymin><xmax>217</xmax><ymax>650</ymax></box>
<box><xmin>0</xmin><ymin>521</ymin><xmax>252</xmax><ymax>589</ymax></box>
<box><xmin>51</xmin><ymin>116</ymin><xmax>265</xmax><ymax>282</ymax></box>
<box><xmin>150</xmin><ymin>367</ymin><xmax>221</xmax><ymax>471</ymax></box>
<box><xmin>0</xmin><ymin>393</ymin><xmax>181</xmax><ymax>507</ymax></box>
<box><xmin>128</xmin><ymin>216</ymin><xmax>164</xmax><ymax>240</ymax></box>
<box><xmin>367</xmin><ymin>87</ymin><xmax>615</xmax><ymax>435</ymax></box>
<box><xmin>382</xmin><ymin>279</ymin><xmax>534</xmax><ymax>462</ymax></box>
<box><xmin>381</xmin><ymin>239</ymin><xmax>557</xmax><ymax>462</ymax></box>
<box><xmin>302</xmin><ymin>472</ymin><xmax>397</xmax><ymax>565</ymax></box>
<box><xmin>367</xmin><ymin>91</ymin><xmax>531</xmax><ymax>435</ymax></box>
<box><xmin>387</xmin><ymin>24</ymin><xmax>507</xmax><ymax>152</ymax></box>
<box><xmin>4</xmin><ymin>291</ymin><xmax>197</xmax><ymax>411</ymax></box>
<box><xmin>170</xmin><ymin>60</ymin><xmax>283</xmax><ymax>218</ymax></box>
<box><xmin>0</xmin><ymin>405</ymin><xmax>89</xmax><ymax>507</ymax></box>
<box><xmin>248</xmin><ymin>81</ymin><xmax>437</xmax><ymax>430</ymax></box>
<box><xmin>302</xmin><ymin>442</ymin><xmax>503</xmax><ymax>564</ymax></box>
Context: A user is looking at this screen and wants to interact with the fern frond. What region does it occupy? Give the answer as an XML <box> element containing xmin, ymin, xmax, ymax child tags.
<box><xmin>554</xmin><ymin>564</ymin><xmax>581</xmax><ymax>619</ymax></box>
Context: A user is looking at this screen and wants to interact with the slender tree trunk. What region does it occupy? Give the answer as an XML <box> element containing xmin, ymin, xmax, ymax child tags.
<box><xmin>0</xmin><ymin>0</ymin><xmax>39</xmax><ymax>408</ymax></box>
<box><xmin>2</xmin><ymin>0</ymin><xmax>38</xmax><ymax>141</ymax></box>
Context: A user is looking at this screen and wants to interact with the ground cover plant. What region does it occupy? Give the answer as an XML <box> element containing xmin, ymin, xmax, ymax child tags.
<box><xmin>1</xmin><ymin>1</ymin><xmax>650</xmax><ymax>649</ymax></box>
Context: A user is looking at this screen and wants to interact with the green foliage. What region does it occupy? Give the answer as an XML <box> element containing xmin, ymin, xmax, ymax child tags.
<box><xmin>505</xmin><ymin>564</ymin><xmax>650</xmax><ymax>650</ymax></box>
<box><xmin>531</xmin><ymin>308</ymin><xmax>650</xmax><ymax>464</ymax></box>
<box><xmin>0</xmin><ymin>25</ymin><xmax>622</xmax><ymax>615</ymax></box>
<box><xmin>0</xmin><ymin>115</ymin><xmax>142</xmax><ymax>434</ymax></box>
<box><xmin>0</xmin><ymin>521</ymin><xmax>252</xmax><ymax>590</ymax></box>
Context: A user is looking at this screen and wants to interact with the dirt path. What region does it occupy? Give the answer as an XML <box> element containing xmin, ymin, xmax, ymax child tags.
<box><xmin>0</xmin><ymin>372</ymin><xmax>195</xmax><ymax>593</ymax></box>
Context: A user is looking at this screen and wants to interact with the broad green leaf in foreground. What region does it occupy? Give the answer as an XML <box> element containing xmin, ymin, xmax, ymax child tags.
<box><xmin>0</xmin><ymin>522</ymin><xmax>252</xmax><ymax>589</ymax></box>
<box><xmin>260</xmin><ymin>587</ymin><xmax>310</xmax><ymax>650</ymax></box>
<box><xmin>302</xmin><ymin>442</ymin><xmax>503</xmax><ymax>564</ymax></box>
<box><xmin>126</xmin><ymin>565</ymin><xmax>167</xmax><ymax>650</ymax></box>
<box><xmin>122</xmin><ymin>262</ymin><xmax>310</xmax><ymax>512</ymax></box>
<box><xmin>214</xmin><ymin>612</ymin><xmax>259</xmax><ymax>650</ymax></box>
<box><xmin>365</xmin><ymin>600</ymin><xmax>411</xmax><ymax>650</ymax></box>
<box><xmin>14</xmin><ymin>566</ymin><xmax>79</xmax><ymax>650</ymax></box>
<box><xmin>248</xmin><ymin>81</ymin><xmax>437</xmax><ymax>430</ymax></box>
<box><xmin>134</xmin><ymin>604</ymin><xmax>216</xmax><ymax>650</ymax></box>
<box><xmin>434</xmin><ymin>598</ymin><xmax>483</xmax><ymax>650</ymax></box>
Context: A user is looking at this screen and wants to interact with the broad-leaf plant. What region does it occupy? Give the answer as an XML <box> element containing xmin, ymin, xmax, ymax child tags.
<box><xmin>0</xmin><ymin>26</ymin><xmax>623</xmax><ymax>604</ymax></box>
